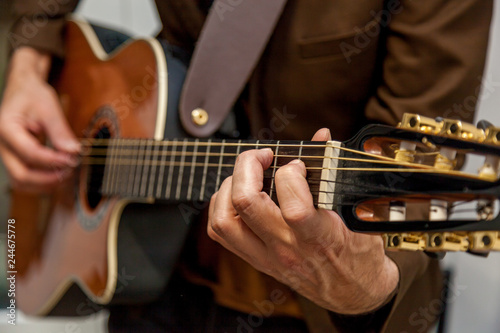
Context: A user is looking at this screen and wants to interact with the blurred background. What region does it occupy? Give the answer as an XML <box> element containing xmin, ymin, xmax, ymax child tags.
<box><xmin>0</xmin><ymin>0</ymin><xmax>500</xmax><ymax>332</ymax></box>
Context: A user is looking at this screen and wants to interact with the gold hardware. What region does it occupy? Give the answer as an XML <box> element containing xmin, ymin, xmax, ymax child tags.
<box><xmin>484</xmin><ymin>126</ymin><xmax>500</xmax><ymax>145</ymax></box>
<box><xmin>394</xmin><ymin>141</ymin><xmax>416</xmax><ymax>162</ymax></box>
<box><xmin>399</xmin><ymin>113</ymin><xmax>485</xmax><ymax>142</ymax></box>
<box><xmin>476</xmin><ymin>199</ymin><xmax>495</xmax><ymax>220</ymax></box>
<box><xmin>394</xmin><ymin>149</ymin><xmax>416</xmax><ymax>162</ymax></box>
<box><xmin>384</xmin><ymin>233</ymin><xmax>425</xmax><ymax>251</ymax></box>
<box><xmin>468</xmin><ymin>231</ymin><xmax>500</xmax><ymax>252</ymax></box>
<box><xmin>424</xmin><ymin>232</ymin><xmax>469</xmax><ymax>252</ymax></box>
<box><xmin>398</xmin><ymin>114</ymin><xmax>442</xmax><ymax>133</ymax></box>
<box><xmin>478</xmin><ymin>156</ymin><xmax>500</xmax><ymax>181</ymax></box>
<box><xmin>434</xmin><ymin>153</ymin><xmax>456</xmax><ymax>170</ymax></box>
<box><xmin>439</xmin><ymin>119</ymin><xmax>485</xmax><ymax>141</ymax></box>
<box><xmin>383</xmin><ymin>231</ymin><xmax>500</xmax><ymax>252</ymax></box>
<box><xmin>191</xmin><ymin>108</ymin><xmax>209</xmax><ymax>126</ymax></box>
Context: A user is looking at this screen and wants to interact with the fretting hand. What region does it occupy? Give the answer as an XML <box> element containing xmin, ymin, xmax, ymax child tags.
<box><xmin>208</xmin><ymin>128</ymin><xmax>399</xmax><ymax>314</ymax></box>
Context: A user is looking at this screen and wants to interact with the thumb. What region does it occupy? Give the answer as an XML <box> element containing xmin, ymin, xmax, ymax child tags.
<box><xmin>40</xmin><ymin>91</ymin><xmax>81</xmax><ymax>154</ymax></box>
<box><xmin>311</xmin><ymin>128</ymin><xmax>331</xmax><ymax>141</ymax></box>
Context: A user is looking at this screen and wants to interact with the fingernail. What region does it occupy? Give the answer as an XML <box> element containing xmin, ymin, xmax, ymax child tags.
<box><xmin>289</xmin><ymin>159</ymin><xmax>303</xmax><ymax>165</ymax></box>
<box><xmin>64</xmin><ymin>141</ymin><xmax>81</xmax><ymax>153</ymax></box>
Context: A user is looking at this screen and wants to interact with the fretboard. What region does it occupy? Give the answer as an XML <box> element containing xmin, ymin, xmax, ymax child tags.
<box><xmin>91</xmin><ymin>138</ymin><xmax>338</xmax><ymax>207</ymax></box>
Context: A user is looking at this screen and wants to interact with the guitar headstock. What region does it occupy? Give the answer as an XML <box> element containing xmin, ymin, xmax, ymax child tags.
<box><xmin>335</xmin><ymin>113</ymin><xmax>500</xmax><ymax>253</ymax></box>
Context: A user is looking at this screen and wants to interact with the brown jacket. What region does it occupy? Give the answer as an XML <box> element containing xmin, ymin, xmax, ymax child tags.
<box><xmin>9</xmin><ymin>0</ymin><xmax>492</xmax><ymax>332</ymax></box>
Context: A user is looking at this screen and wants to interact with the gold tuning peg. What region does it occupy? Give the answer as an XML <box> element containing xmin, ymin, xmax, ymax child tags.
<box><xmin>398</xmin><ymin>113</ymin><xmax>442</xmax><ymax>134</ymax></box>
<box><xmin>468</xmin><ymin>231</ymin><xmax>500</xmax><ymax>252</ymax></box>
<box><xmin>424</xmin><ymin>232</ymin><xmax>469</xmax><ymax>252</ymax></box>
<box><xmin>439</xmin><ymin>118</ymin><xmax>485</xmax><ymax>142</ymax></box>
<box><xmin>484</xmin><ymin>126</ymin><xmax>500</xmax><ymax>146</ymax></box>
<box><xmin>384</xmin><ymin>233</ymin><xmax>425</xmax><ymax>251</ymax></box>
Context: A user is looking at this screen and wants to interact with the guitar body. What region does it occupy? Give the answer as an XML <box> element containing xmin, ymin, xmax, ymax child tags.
<box><xmin>12</xmin><ymin>19</ymin><xmax>189</xmax><ymax>316</ymax></box>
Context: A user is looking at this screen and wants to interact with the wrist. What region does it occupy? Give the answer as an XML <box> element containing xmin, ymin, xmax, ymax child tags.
<box><xmin>333</xmin><ymin>254</ymin><xmax>399</xmax><ymax>315</ymax></box>
<box><xmin>358</xmin><ymin>255</ymin><xmax>399</xmax><ymax>314</ymax></box>
<box><xmin>10</xmin><ymin>47</ymin><xmax>52</xmax><ymax>80</ymax></box>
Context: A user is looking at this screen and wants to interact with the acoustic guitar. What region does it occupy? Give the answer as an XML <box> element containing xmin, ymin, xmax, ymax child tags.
<box><xmin>9</xmin><ymin>18</ymin><xmax>500</xmax><ymax>316</ymax></box>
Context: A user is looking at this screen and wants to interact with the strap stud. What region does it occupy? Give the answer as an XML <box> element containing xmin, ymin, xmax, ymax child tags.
<box><xmin>191</xmin><ymin>108</ymin><xmax>209</xmax><ymax>126</ymax></box>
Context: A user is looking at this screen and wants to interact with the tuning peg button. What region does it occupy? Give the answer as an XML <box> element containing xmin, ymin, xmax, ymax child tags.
<box><xmin>477</xmin><ymin>119</ymin><xmax>494</xmax><ymax>131</ymax></box>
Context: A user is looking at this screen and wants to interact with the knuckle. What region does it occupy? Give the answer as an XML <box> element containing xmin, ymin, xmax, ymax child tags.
<box><xmin>232</xmin><ymin>192</ymin><xmax>265</xmax><ymax>215</ymax></box>
<box><xmin>234</xmin><ymin>150</ymin><xmax>255</xmax><ymax>166</ymax></box>
<box><xmin>209</xmin><ymin>214</ymin><xmax>231</xmax><ymax>239</ymax></box>
<box><xmin>232</xmin><ymin>193</ymin><xmax>252</xmax><ymax>213</ymax></box>
<box><xmin>275</xmin><ymin>164</ymin><xmax>294</xmax><ymax>179</ymax></box>
<box><xmin>274</xmin><ymin>246</ymin><xmax>301</xmax><ymax>270</ymax></box>
<box><xmin>282</xmin><ymin>206</ymin><xmax>314</xmax><ymax>225</ymax></box>
<box><xmin>206</xmin><ymin>224</ymin><xmax>218</xmax><ymax>240</ymax></box>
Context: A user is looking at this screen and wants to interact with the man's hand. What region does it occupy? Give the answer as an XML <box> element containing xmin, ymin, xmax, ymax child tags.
<box><xmin>208</xmin><ymin>129</ymin><xmax>399</xmax><ymax>315</ymax></box>
<box><xmin>0</xmin><ymin>47</ymin><xmax>80</xmax><ymax>192</ymax></box>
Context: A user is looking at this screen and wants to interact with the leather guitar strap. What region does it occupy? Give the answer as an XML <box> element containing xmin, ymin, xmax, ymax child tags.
<box><xmin>179</xmin><ymin>0</ymin><xmax>288</xmax><ymax>137</ymax></box>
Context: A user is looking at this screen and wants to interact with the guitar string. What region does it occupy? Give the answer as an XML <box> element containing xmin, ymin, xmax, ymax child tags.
<box><xmin>91</xmin><ymin>169</ymin><xmax>488</xmax><ymax>210</ymax></box>
<box><xmin>84</xmin><ymin>149</ymin><xmax>435</xmax><ymax>170</ymax></box>
<box><xmin>80</xmin><ymin>157</ymin><xmax>483</xmax><ymax>180</ymax></box>
<box><xmin>80</xmin><ymin>139</ymin><xmax>421</xmax><ymax>163</ymax></box>
<box><xmin>78</xmin><ymin>138</ymin><xmax>479</xmax><ymax>163</ymax></box>
<box><xmin>78</xmin><ymin>138</ymin><xmax>421</xmax><ymax>166</ymax></box>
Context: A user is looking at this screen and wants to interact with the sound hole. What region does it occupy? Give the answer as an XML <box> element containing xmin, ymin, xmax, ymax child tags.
<box><xmin>87</xmin><ymin>126</ymin><xmax>111</xmax><ymax>209</ymax></box>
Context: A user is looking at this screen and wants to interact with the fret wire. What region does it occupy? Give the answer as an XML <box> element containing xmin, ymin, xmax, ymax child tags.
<box><xmin>269</xmin><ymin>141</ymin><xmax>280</xmax><ymax>201</ymax></box>
<box><xmin>200</xmin><ymin>139</ymin><xmax>211</xmax><ymax>201</ymax></box>
<box><xmin>148</xmin><ymin>141</ymin><xmax>160</xmax><ymax>198</ymax></box>
<box><xmin>133</xmin><ymin>140</ymin><xmax>145</xmax><ymax>197</ymax></box>
<box><xmin>121</xmin><ymin>139</ymin><xmax>131</xmax><ymax>195</ymax></box>
<box><xmin>187</xmin><ymin>139</ymin><xmax>199</xmax><ymax>200</ymax></box>
<box><xmin>236</xmin><ymin>139</ymin><xmax>242</xmax><ymax>156</ymax></box>
<box><xmin>109</xmin><ymin>139</ymin><xmax>119</xmax><ymax>195</ymax></box>
<box><xmin>165</xmin><ymin>139</ymin><xmax>177</xmax><ymax>199</ymax></box>
<box><xmin>126</xmin><ymin>139</ymin><xmax>137</xmax><ymax>195</ymax></box>
<box><xmin>175</xmin><ymin>139</ymin><xmax>188</xmax><ymax>200</ymax></box>
<box><xmin>140</xmin><ymin>140</ymin><xmax>153</xmax><ymax>197</ymax></box>
<box><xmin>215</xmin><ymin>139</ymin><xmax>226</xmax><ymax>191</ymax></box>
<box><xmin>116</xmin><ymin>139</ymin><xmax>124</xmax><ymax>195</ymax></box>
<box><xmin>102</xmin><ymin>140</ymin><xmax>113</xmax><ymax>194</ymax></box>
<box><xmin>156</xmin><ymin>140</ymin><xmax>168</xmax><ymax>199</ymax></box>
<box><xmin>298</xmin><ymin>141</ymin><xmax>303</xmax><ymax>161</ymax></box>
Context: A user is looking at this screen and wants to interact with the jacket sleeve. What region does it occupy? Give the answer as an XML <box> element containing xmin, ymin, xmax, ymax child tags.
<box><xmin>9</xmin><ymin>0</ymin><xmax>80</xmax><ymax>57</ymax></box>
<box><xmin>365</xmin><ymin>0</ymin><xmax>492</xmax><ymax>126</ymax></box>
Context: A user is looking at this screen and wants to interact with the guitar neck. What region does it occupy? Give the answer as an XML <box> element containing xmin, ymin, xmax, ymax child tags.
<box><xmin>94</xmin><ymin>138</ymin><xmax>341</xmax><ymax>206</ymax></box>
